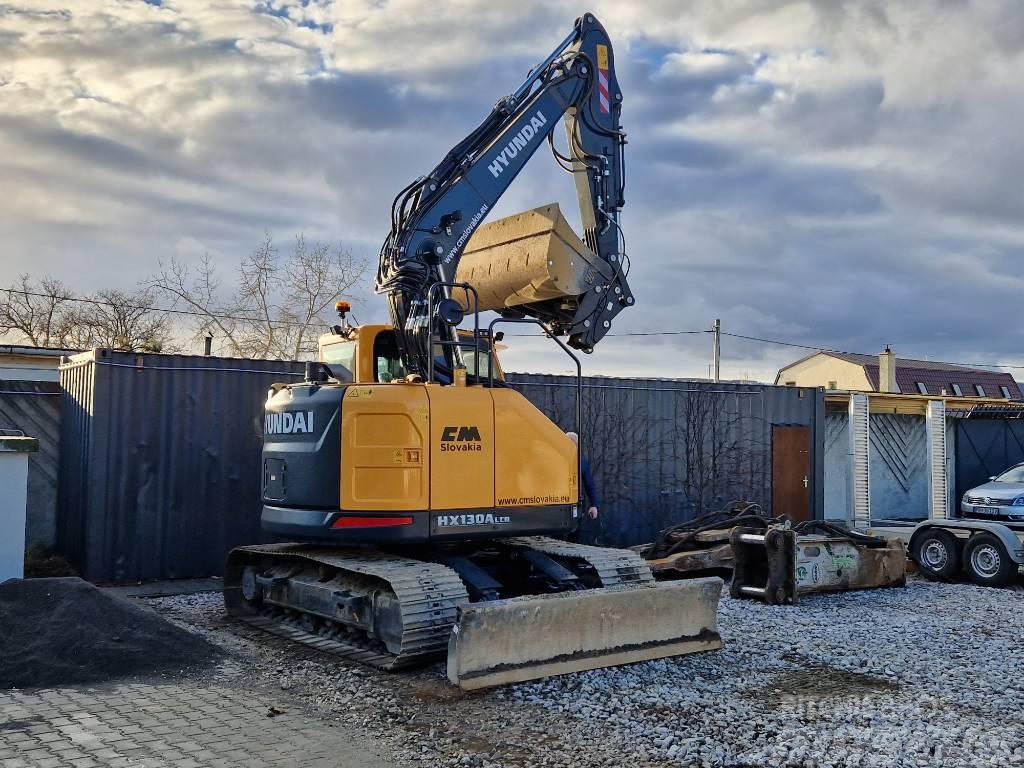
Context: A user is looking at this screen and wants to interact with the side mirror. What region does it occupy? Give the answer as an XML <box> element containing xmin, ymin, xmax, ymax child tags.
<box><xmin>436</xmin><ymin>298</ymin><xmax>465</xmax><ymax>327</ymax></box>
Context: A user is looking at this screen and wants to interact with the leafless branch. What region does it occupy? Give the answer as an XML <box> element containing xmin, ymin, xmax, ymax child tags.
<box><xmin>145</xmin><ymin>233</ymin><xmax>367</xmax><ymax>360</ymax></box>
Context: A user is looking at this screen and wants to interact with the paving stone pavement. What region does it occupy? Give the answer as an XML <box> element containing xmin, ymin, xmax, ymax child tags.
<box><xmin>0</xmin><ymin>679</ymin><xmax>396</xmax><ymax>768</ymax></box>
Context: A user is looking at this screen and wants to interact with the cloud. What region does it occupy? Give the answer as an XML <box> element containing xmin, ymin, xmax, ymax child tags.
<box><xmin>1</xmin><ymin>0</ymin><xmax>1024</xmax><ymax>381</ymax></box>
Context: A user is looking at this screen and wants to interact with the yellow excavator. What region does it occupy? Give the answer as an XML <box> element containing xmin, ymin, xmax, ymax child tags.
<box><xmin>224</xmin><ymin>12</ymin><xmax>722</xmax><ymax>689</ymax></box>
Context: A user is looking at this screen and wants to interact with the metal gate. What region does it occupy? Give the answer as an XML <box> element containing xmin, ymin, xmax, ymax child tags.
<box><xmin>954</xmin><ymin>418</ymin><xmax>1024</xmax><ymax>504</ymax></box>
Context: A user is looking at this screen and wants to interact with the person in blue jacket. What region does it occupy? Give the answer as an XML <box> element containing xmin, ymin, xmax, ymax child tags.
<box><xmin>566</xmin><ymin>431</ymin><xmax>600</xmax><ymax>542</ymax></box>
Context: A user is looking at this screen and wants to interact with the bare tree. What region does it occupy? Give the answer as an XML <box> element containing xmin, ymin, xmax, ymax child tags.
<box><xmin>0</xmin><ymin>276</ymin><xmax>178</xmax><ymax>352</ymax></box>
<box><xmin>146</xmin><ymin>233</ymin><xmax>366</xmax><ymax>360</ymax></box>
<box><xmin>669</xmin><ymin>386</ymin><xmax>767</xmax><ymax>518</ymax></box>
<box><xmin>68</xmin><ymin>289</ymin><xmax>176</xmax><ymax>352</ymax></box>
<box><xmin>0</xmin><ymin>275</ymin><xmax>77</xmax><ymax>347</ymax></box>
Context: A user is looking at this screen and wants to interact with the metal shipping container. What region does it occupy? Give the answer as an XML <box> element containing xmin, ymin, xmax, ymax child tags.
<box><xmin>58</xmin><ymin>349</ymin><xmax>304</xmax><ymax>582</ymax></box>
<box><xmin>506</xmin><ymin>373</ymin><xmax>825</xmax><ymax>547</ymax></box>
<box><xmin>57</xmin><ymin>350</ymin><xmax>823</xmax><ymax>580</ymax></box>
<box><xmin>0</xmin><ymin>380</ymin><xmax>62</xmax><ymax>548</ymax></box>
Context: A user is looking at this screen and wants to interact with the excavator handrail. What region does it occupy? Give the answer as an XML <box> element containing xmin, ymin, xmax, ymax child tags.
<box><xmin>427</xmin><ymin>281</ymin><xmax>480</xmax><ymax>383</ymax></box>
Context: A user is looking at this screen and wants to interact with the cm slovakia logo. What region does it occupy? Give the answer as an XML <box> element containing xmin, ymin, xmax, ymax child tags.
<box><xmin>440</xmin><ymin>425</ymin><xmax>482</xmax><ymax>452</ymax></box>
<box><xmin>437</xmin><ymin>513</ymin><xmax>511</xmax><ymax>528</ymax></box>
<box><xmin>265</xmin><ymin>410</ymin><xmax>314</xmax><ymax>435</ymax></box>
<box><xmin>487</xmin><ymin>109</ymin><xmax>548</xmax><ymax>178</ymax></box>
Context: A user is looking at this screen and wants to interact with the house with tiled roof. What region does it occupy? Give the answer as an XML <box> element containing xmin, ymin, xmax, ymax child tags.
<box><xmin>774</xmin><ymin>346</ymin><xmax>1022</xmax><ymax>399</ymax></box>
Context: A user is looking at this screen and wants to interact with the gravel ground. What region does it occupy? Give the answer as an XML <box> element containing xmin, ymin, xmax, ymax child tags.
<box><xmin>149</xmin><ymin>578</ymin><xmax>1024</xmax><ymax>768</ymax></box>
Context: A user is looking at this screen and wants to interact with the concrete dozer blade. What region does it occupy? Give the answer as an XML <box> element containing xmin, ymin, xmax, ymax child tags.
<box><xmin>447</xmin><ymin>578</ymin><xmax>723</xmax><ymax>690</ymax></box>
<box><xmin>455</xmin><ymin>203</ymin><xmax>606</xmax><ymax>312</ymax></box>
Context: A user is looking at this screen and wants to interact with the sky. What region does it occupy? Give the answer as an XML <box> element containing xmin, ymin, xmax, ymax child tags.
<box><xmin>3</xmin><ymin>0</ymin><xmax>1024</xmax><ymax>380</ymax></box>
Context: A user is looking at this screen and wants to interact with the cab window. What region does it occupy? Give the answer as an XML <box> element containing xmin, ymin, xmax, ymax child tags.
<box><xmin>461</xmin><ymin>343</ymin><xmax>495</xmax><ymax>379</ymax></box>
<box><xmin>320</xmin><ymin>340</ymin><xmax>356</xmax><ymax>382</ymax></box>
<box><xmin>431</xmin><ymin>339</ymin><xmax>499</xmax><ymax>380</ymax></box>
<box><xmin>373</xmin><ymin>331</ymin><xmax>407</xmax><ymax>383</ymax></box>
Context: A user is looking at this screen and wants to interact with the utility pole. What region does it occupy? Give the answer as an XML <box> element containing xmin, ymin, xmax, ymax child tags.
<box><xmin>713</xmin><ymin>318</ymin><xmax>721</xmax><ymax>382</ymax></box>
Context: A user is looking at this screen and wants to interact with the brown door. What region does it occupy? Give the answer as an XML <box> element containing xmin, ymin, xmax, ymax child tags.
<box><xmin>772</xmin><ymin>425</ymin><xmax>811</xmax><ymax>522</ymax></box>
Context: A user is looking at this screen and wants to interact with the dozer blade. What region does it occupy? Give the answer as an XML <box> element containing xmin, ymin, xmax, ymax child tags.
<box><xmin>447</xmin><ymin>578</ymin><xmax>723</xmax><ymax>690</ymax></box>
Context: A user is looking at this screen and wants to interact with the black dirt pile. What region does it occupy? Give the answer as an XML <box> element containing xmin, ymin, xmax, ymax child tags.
<box><xmin>0</xmin><ymin>577</ymin><xmax>222</xmax><ymax>689</ymax></box>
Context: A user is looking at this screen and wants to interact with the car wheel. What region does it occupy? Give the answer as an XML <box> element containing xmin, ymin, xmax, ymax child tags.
<box><xmin>913</xmin><ymin>529</ymin><xmax>960</xmax><ymax>580</ymax></box>
<box><xmin>962</xmin><ymin>533</ymin><xmax>1017</xmax><ymax>588</ymax></box>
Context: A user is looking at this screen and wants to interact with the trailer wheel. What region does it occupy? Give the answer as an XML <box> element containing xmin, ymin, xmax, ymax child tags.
<box><xmin>913</xmin><ymin>529</ymin><xmax>960</xmax><ymax>580</ymax></box>
<box><xmin>962</xmin><ymin>533</ymin><xmax>1017</xmax><ymax>588</ymax></box>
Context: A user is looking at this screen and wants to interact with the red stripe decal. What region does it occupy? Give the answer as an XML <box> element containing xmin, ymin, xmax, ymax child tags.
<box><xmin>598</xmin><ymin>68</ymin><xmax>610</xmax><ymax>114</ymax></box>
<box><xmin>331</xmin><ymin>515</ymin><xmax>415</xmax><ymax>529</ymax></box>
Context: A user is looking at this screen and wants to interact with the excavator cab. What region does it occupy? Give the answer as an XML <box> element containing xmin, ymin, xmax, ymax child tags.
<box><xmin>317</xmin><ymin>326</ymin><xmax>503</xmax><ymax>385</ymax></box>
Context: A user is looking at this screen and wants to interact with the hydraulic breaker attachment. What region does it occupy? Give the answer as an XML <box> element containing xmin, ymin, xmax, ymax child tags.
<box><xmin>731</xmin><ymin>524</ymin><xmax>907</xmax><ymax>605</ymax></box>
<box><xmin>446</xmin><ymin>578</ymin><xmax>723</xmax><ymax>690</ymax></box>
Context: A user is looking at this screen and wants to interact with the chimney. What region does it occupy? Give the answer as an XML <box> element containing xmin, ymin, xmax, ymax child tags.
<box><xmin>879</xmin><ymin>345</ymin><xmax>898</xmax><ymax>393</ymax></box>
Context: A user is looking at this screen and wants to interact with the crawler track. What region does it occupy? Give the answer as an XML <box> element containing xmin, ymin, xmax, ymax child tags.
<box><xmin>225</xmin><ymin>543</ymin><xmax>469</xmax><ymax>669</ymax></box>
<box><xmin>504</xmin><ymin>536</ymin><xmax>656</xmax><ymax>587</ymax></box>
<box><xmin>225</xmin><ymin>537</ymin><xmax>657</xmax><ymax>670</ymax></box>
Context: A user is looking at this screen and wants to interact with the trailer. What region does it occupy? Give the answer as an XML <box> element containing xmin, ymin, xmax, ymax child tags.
<box><xmin>841</xmin><ymin>394</ymin><xmax>1024</xmax><ymax>587</ymax></box>
<box><xmin>871</xmin><ymin>518</ymin><xmax>1024</xmax><ymax>588</ymax></box>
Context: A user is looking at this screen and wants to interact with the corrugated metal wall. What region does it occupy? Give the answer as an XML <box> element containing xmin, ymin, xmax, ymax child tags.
<box><xmin>57</xmin><ymin>353</ymin><xmax>824</xmax><ymax>580</ymax></box>
<box><xmin>0</xmin><ymin>380</ymin><xmax>62</xmax><ymax>548</ymax></box>
<box><xmin>506</xmin><ymin>374</ymin><xmax>825</xmax><ymax>546</ymax></box>
<box><xmin>869</xmin><ymin>413</ymin><xmax>929</xmax><ymax>520</ymax></box>
<box><xmin>954</xmin><ymin>418</ymin><xmax>1024</xmax><ymax>503</ymax></box>
<box><xmin>58</xmin><ymin>349</ymin><xmax>305</xmax><ymax>582</ymax></box>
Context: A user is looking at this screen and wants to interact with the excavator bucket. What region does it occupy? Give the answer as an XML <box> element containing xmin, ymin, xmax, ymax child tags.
<box><xmin>447</xmin><ymin>578</ymin><xmax>723</xmax><ymax>690</ymax></box>
<box><xmin>455</xmin><ymin>203</ymin><xmax>605</xmax><ymax>312</ymax></box>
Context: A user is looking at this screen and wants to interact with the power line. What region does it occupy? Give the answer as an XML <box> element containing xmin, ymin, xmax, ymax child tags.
<box><xmin>720</xmin><ymin>331</ymin><xmax>1024</xmax><ymax>372</ymax></box>
<box><xmin>720</xmin><ymin>331</ymin><xmax>845</xmax><ymax>353</ymax></box>
<box><xmin>505</xmin><ymin>329</ymin><xmax>709</xmax><ymax>338</ymax></box>
<box><xmin>613</xmin><ymin>330</ymin><xmax>709</xmax><ymax>337</ymax></box>
<box><xmin>3</xmin><ymin>288</ymin><xmax>339</xmax><ymax>330</ymax></box>
<box><xmin>516</xmin><ymin>325</ymin><xmax>1024</xmax><ymax>373</ymax></box>
<box><xmin>8</xmin><ymin>287</ymin><xmax>1024</xmax><ymax>373</ymax></box>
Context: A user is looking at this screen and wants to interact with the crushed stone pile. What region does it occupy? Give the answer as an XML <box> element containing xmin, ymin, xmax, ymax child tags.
<box><xmin>0</xmin><ymin>577</ymin><xmax>221</xmax><ymax>689</ymax></box>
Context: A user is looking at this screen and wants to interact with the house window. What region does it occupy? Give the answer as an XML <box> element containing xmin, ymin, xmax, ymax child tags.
<box><xmin>951</xmin><ymin>383</ymin><xmax>963</xmax><ymax>396</ymax></box>
<box><xmin>1001</xmin><ymin>386</ymin><xmax>1012</xmax><ymax>399</ymax></box>
<box><xmin>975</xmin><ymin>384</ymin><xmax>986</xmax><ymax>397</ymax></box>
<box><xmin>916</xmin><ymin>382</ymin><xmax>928</xmax><ymax>395</ymax></box>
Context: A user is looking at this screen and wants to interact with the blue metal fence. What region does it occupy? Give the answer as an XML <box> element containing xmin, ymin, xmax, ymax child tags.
<box><xmin>506</xmin><ymin>373</ymin><xmax>824</xmax><ymax>547</ymax></box>
<box><xmin>57</xmin><ymin>350</ymin><xmax>824</xmax><ymax>580</ymax></box>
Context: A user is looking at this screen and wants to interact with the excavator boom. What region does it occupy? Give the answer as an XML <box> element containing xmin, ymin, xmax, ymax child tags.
<box><xmin>376</xmin><ymin>12</ymin><xmax>632</xmax><ymax>378</ymax></box>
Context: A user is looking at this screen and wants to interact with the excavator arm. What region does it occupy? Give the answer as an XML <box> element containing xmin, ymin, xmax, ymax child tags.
<box><xmin>375</xmin><ymin>12</ymin><xmax>632</xmax><ymax>379</ymax></box>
